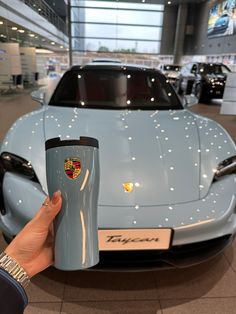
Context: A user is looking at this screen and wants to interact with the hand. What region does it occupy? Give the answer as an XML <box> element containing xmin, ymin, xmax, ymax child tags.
<box><xmin>4</xmin><ymin>191</ymin><xmax>62</xmax><ymax>278</ymax></box>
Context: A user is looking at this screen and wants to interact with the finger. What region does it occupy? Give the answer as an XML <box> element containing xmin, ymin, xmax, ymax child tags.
<box><xmin>33</xmin><ymin>191</ymin><xmax>62</xmax><ymax>229</ymax></box>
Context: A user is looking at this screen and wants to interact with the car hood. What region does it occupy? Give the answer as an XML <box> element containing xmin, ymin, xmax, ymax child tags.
<box><xmin>2</xmin><ymin>107</ymin><xmax>235</xmax><ymax>207</ymax></box>
<box><xmin>43</xmin><ymin>107</ymin><xmax>202</xmax><ymax>206</ymax></box>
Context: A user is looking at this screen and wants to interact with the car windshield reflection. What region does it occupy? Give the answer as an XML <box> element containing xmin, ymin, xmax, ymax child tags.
<box><xmin>49</xmin><ymin>68</ymin><xmax>183</xmax><ymax>110</ymax></box>
<box><xmin>199</xmin><ymin>64</ymin><xmax>231</xmax><ymax>75</ymax></box>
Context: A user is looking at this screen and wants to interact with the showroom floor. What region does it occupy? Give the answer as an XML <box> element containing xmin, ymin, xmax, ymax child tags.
<box><xmin>0</xmin><ymin>91</ymin><xmax>236</xmax><ymax>314</ymax></box>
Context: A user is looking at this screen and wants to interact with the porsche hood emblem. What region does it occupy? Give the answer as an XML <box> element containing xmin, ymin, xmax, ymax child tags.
<box><xmin>64</xmin><ymin>158</ymin><xmax>81</xmax><ymax>179</ymax></box>
<box><xmin>123</xmin><ymin>182</ymin><xmax>134</xmax><ymax>193</ymax></box>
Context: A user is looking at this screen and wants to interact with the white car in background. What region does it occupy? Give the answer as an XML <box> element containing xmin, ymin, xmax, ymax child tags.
<box><xmin>0</xmin><ymin>62</ymin><xmax>236</xmax><ymax>270</ymax></box>
<box><xmin>159</xmin><ymin>64</ymin><xmax>182</xmax><ymax>86</ymax></box>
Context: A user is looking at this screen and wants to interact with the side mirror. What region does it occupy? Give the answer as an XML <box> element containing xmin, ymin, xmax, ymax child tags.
<box><xmin>183</xmin><ymin>95</ymin><xmax>199</xmax><ymax>108</ymax></box>
<box><xmin>31</xmin><ymin>90</ymin><xmax>45</xmax><ymax>105</ymax></box>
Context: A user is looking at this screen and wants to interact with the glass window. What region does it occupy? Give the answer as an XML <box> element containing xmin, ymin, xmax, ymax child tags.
<box><xmin>191</xmin><ymin>64</ymin><xmax>197</xmax><ymax>74</ymax></box>
<box><xmin>50</xmin><ymin>68</ymin><xmax>182</xmax><ymax>110</ymax></box>
<box><xmin>70</xmin><ymin>1</ymin><xmax>164</xmax><ymax>55</ymax></box>
<box><xmin>71</xmin><ymin>0</ymin><xmax>164</xmax><ymax>11</ymax></box>
<box><xmin>199</xmin><ymin>63</ymin><xmax>231</xmax><ymax>74</ymax></box>
<box><xmin>72</xmin><ymin>8</ymin><xmax>163</xmax><ymax>26</ymax></box>
<box><xmin>73</xmin><ymin>38</ymin><xmax>161</xmax><ymax>54</ymax></box>
<box><xmin>163</xmin><ymin>65</ymin><xmax>181</xmax><ymax>72</ymax></box>
<box><xmin>76</xmin><ymin>24</ymin><xmax>162</xmax><ymax>41</ymax></box>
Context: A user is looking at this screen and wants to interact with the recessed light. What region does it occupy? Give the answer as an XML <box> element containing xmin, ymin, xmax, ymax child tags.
<box><xmin>29</xmin><ymin>34</ymin><xmax>35</xmax><ymax>37</ymax></box>
<box><xmin>18</xmin><ymin>29</ymin><xmax>25</xmax><ymax>33</ymax></box>
<box><xmin>11</xmin><ymin>27</ymin><xmax>17</xmax><ymax>30</ymax></box>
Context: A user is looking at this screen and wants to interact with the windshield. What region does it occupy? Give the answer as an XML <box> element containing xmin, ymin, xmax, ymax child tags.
<box><xmin>199</xmin><ymin>64</ymin><xmax>231</xmax><ymax>75</ymax></box>
<box><xmin>163</xmin><ymin>65</ymin><xmax>181</xmax><ymax>72</ymax></box>
<box><xmin>49</xmin><ymin>68</ymin><xmax>182</xmax><ymax>110</ymax></box>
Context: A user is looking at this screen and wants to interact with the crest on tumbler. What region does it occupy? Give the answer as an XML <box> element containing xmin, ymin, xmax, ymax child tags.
<box><xmin>64</xmin><ymin>158</ymin><xmax>81</xmax><ymax>179</ymax></box>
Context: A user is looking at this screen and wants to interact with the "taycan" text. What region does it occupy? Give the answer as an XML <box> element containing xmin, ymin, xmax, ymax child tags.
<box><xmin>106</xmin><ymin>235</ymin><xmax>160</xmax><ymax>245</ymax></box>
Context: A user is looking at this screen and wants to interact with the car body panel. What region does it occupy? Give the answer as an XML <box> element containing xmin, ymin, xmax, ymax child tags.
<box><xmin>1</xmin><ymin>171</ymin><xmax>235</xmax><ymax>248</ymax></box>
<box><xmin>44</xmin><ymin>107</ymin><xmax>201</xmax><ymax>205</ymax></box>
<box><xmin>1</xmin><ymin>108</ymin><xmax>48</xmax><ymax>193</ymax></box>
<box><xmin>1</xmin><ymin>106</ymin><xmax>235</xmax><ymax>207</ymax></box>
<box><xmin>0</xmin><ymin>63</ymin><xmax>236</xmax><ymax>268</ymax></box>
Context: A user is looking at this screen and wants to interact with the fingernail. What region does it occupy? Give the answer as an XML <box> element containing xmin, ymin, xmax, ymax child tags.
<box><xmin>52</xmin><ymin>190</ymin><xmax>61</xmax><ymax>205</ymax></box>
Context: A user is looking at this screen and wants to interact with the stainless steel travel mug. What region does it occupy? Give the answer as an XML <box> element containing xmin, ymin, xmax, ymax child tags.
<box><xmin>45</xmin><ymin>137</ymin><xmax>100</xmax><ymax>270</ymax></box>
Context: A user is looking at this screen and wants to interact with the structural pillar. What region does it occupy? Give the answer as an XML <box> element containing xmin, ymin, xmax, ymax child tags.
<box><xmin>67</xmin><ymin>0</ymin><xmax>73</xmax><ymax>67</ymax></box>
<box><xmin>173</xmin><ymin>4</ymin><xmax>188</xmax><ymax>65</ymax></box>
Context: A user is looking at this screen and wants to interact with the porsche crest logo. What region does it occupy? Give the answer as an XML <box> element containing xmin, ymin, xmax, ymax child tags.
<box><xmin>64</xmin><ymin>158</ymin><xmax>81</xmax><ymax>179</ymax></box>
<box><xmin>123</xmin><ymin>182</ymin><xmax>134</xmax><ymax>193</ymax></box>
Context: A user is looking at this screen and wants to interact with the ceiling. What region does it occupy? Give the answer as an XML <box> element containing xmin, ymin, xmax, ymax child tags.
<box><xmin>44</xmin><ymin>0</ymin><xmax>207</xmax><ymax>19</ymax></box>
<box><xmin>0</xmin><ymin>16</ymin><xmax>67</xmax><ymax>52</ymax></box>
<box><xmin>0</xmin><ymin>0</ymin><xmax>207</xmax><ymax>51</ymax></box>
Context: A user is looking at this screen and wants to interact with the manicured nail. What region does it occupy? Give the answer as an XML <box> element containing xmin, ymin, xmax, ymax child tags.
<box><xmin>52</xmin><ymin>190</ymin><xmax>61</xmax><ymax>205</ymax></box>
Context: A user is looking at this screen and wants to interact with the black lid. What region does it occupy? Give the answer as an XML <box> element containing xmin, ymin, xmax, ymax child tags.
<box><xmin>45</xmin><ymin>137</ymin><xmax>99</xmax><ymax>150</ymax></box>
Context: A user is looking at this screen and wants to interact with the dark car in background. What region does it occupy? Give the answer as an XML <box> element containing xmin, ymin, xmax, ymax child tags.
<box><xmin>176</xmin><ymin>62</ymin><xmax>231</xmax><ymax>103</ymax></box>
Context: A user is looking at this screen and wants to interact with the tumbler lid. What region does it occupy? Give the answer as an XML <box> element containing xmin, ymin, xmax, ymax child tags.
<box><xmin>45</xmin><ymin>137</ymin><xmax>99</xmax><ymax>150</ymax></box>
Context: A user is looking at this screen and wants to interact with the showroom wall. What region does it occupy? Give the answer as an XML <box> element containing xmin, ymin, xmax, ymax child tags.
<box><xmin>185</xmin><ymin>0</ymin><xmax>236</xmax><ymax>56</ymax></box>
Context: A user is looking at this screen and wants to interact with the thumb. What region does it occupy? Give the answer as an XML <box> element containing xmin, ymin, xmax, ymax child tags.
<box><xmin>33</xmin><ymin>191</ymin><xmax>62</xmax><ymax>229</ymax></box>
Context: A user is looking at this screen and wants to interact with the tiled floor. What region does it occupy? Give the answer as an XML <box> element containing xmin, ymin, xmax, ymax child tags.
<box><xmin>0</xmin><ymin>92</ymin><xmax>236</xmax><ymax>313</ymax></box>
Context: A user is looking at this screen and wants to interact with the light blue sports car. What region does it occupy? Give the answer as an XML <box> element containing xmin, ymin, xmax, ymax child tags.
<box><xmin>0</xmin><ymin>63</ymin><xmax>236</xmax><ymax>269</ymax></box>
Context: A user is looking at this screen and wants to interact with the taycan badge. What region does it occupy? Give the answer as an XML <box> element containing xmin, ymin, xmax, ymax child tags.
<box><xmin>64</xmin><ymin>158</ymin><xmax>81</xmax><ymax>179</ymax></box>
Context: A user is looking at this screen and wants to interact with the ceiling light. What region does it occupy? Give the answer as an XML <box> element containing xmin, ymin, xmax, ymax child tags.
<box><xmin>0</xmin><ymin>21</ymin><xmax>3</xmax><ymax>25</ymax></box>
<box><xmin>35</xmin><ymin>48</ymin><xmax>53</xmax><ymax>54</ymax></box>
<box><xmin>60</xmin><ymin>45</ymin><xmax>63</xmax><ymax>48</ymax></box>
<box><xmin>29</xmin><ymin>34</ymin><xmax>35</xmax><ymax>37</ymax></box>
<box><xmin>11</xmin><ymin>27</ymin><xmax>17</xmax><ymax>30</ymax></box>
<box><xmin>167</xmin><ymin>1</ymin><xmax>172</xmax><ymax>4</ymax></box>
<box><xmin>51</xmin><ymin>42</ymin><xmax>55</xmax><ymax>45</ymax></box>
<box><xmin>18</xmin><ymin>29</ymin><xmax>25</xmax><ymax>33</ymax></box>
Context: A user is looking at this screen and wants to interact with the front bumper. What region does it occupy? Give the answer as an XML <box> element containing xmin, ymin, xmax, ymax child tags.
<box><xmin>94</xmin><ymin>234</ymin><xmax>233</xmax><ymax>270</ymax></box>
<box><xmin>0</xmin><ymin>172</ymin><xmax>236</xmax><ymax>268</ymax></box>
<box><xmin>204</xmin><ymin>83</ymin><xmax>225</xmax><ymax>99</ymax></box>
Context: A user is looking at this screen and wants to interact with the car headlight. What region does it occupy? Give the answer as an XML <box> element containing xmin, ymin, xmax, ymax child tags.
<box><xmin>214</xmin><ymin>156</ymin><xmax>236</xmax><ymax>180</ymax></box>
<box><xmin>0</xmin><ymin>152</ymin><xmax>39</xmax><ymax>182</ymax></box>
